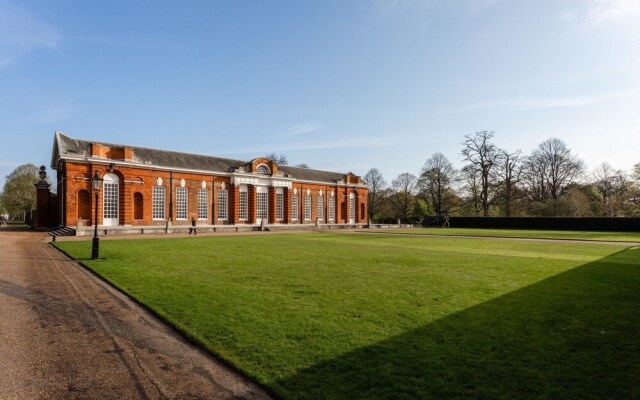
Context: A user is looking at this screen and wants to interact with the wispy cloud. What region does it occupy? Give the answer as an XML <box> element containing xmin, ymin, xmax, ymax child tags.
<box><xmin>280</xmin><ymin>122</ymin><xmax>323</xmax><ymax>137</ymax></box>
<box><xmin>0</xmin><ymin>2</ymin><xmax>60</xmax><ymax>67</ymax></box>
<box><xmin>562</xmin><ymin>0</ymin><xmax>640</xmax><ymax>26</ymax></box>
<box><xmin>374</xmin><ymin>0</ymin><xmax>500</xmax><ymax>13</ymax></box>
<box><xmin>217</xmin><ymin>134</ymin><xmax>401</xmax><ymax>156</ymax></box>
<box><xmin>466</xmin><ymin>90</ymin><xmax>636</xmax><ymax>111</ymax></box>
<box><xmin>23</xmin><ymin>104</ymin><xmax>73</xmax><ymax>125</ymax></box>
<box><xmin>586</xmin><ymin>0</ymin><xmax>640</xmax><ymax>24</ymax></box>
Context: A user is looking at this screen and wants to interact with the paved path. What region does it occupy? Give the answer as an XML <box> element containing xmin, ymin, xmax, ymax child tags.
<box><xmin>0</xmin><ymin>228</ymin><xmax>272</xmax><ymax>400</ymax></box>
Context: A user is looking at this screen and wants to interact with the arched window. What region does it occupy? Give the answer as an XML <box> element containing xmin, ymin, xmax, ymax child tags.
<box><xmin>256</xmin><ymin>164</ymin><xmax>270</xmax><ymax>175</ymax></box>
<box><xmin>133</xmin><ymin>192</ymin><xmax>144</xmax><ymax>220</ymax></box>
<box><xmin>77</xmin><ymin>190</ymin><xmax>91</xmax><ymax>221</ymax></box>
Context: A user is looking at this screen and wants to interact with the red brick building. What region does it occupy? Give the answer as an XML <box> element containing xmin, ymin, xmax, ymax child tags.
<box><xmin>49</xmin><ymin>131</ymin><xmax>368</xmax><ymax>234</ymax></box>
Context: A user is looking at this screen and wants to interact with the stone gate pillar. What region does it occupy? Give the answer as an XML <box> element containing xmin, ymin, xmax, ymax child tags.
<box><xmin>34</xmin><ymin>166</ymin><xmax>51</xmax><ymax>229</ymax></box>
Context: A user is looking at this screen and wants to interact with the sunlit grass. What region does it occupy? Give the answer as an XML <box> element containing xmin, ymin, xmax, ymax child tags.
<box><xmin>56</xmin><ymin>233</ymin><xmax>640</xmax><ymax>399</ymax></box>
<box><xmin>368</xmin><ymin>227</ymin><xmax>640</xmax><ymax>242</ymax></box>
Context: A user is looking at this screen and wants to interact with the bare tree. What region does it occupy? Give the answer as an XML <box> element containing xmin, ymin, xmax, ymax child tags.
<box><xmin>496</xmin><ymin>149</ymin><xmax>523</xmax><ymax>216</ymax></box>
<box><xmin>293</xmin><ymin>163</ymin><xmax>310</xmax><ymax>168</ymax></box>
<box><xmin>363</xmin><ymin>168</ymin><xmax>387</xmax><ymax>222</ymax></box>
<box><xmin>265</xmin><ymin>153</ymin><xmax>288</xmax><ymax>165</ymax></box>
<box><xmin>522</xmin><ymin>152</ymin><xmax>548</xmax><ymax>203</ymax></box>
<box><xmin>461</xmin><ymin>130</ymin><xmax>499</xmax><ymax>216</ymax></box>
<box><xmin>592</xmin><ymin>163</ymin><xmax>628</xmax><ymax>216</ymax></box>
<box><xmin>391</xmin><ymin>173</ymin><xmax>418</xmax><ymax>222</ymax></box>
<box><xmin>524</xmin><ymin>138</ymin><xmax>584</xmax><ymax>201</ymax></box>
<box><xmin>418</xmin><ymin>153</ymin><xmax>457</xmax><ymax>215</ymax></box>
<box><xmin>460</xmin><ymin>165</ymin><xmax>483</xmax><ymax>215</ymax></box>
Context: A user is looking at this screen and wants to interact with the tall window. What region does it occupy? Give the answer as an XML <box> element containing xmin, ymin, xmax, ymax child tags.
<box><xmin>103</xmin><ymin>181</ymin><xmax>119</xmax><ymax>219</ymax></box>
<box><xmin>292</xmin><ymin>194</ymin><xmax>298</xmax><ymax>220</ymax></box>
<box><xmin>239</xmin><ymin>190</ymin><xmax>248</xmax><ymax>221</ymax></box>
<box><xmin>257</xmin><ymin>191</ymin><xmax>268</xmax><ymax>220</ymax></box>
<box><xmin>349</xmin><ymin>194</ymin><xmax>355</xmax><ymax>222</ymax></box>
<box><xmin>152</xmin><ymin>186</ymin><xmax>165</xmax><ymax>220</ymax></box>
<box><xmin>328</xmin><ymin>196</ymin><xmax>335</xmax><ymax>221</ymax></box>
<box><xmin>304</xmin><ymin>194</ymin><xmax>311</xmax><ymax>220</ymax></box>
<box><xmin>218</xmin><ymin>189</ymin><xmax>228</xmax><ymax>220</ymax></box>
<box><xmin>276</xmin><ymin>192</ymin><xmax>283</xmax><ymax>220</ymax></box>
<box><xmin>176</xmin><ymin>187</ymin><xmax>188</xmax><ymax>220</ymax></box>
<box><xmin>198</xmin><ymin>188</ymin><xmax>208</xmax><ymax>220</ymax></box>
<box><xmin>317</xmin><ymin>195</ymin><xmax>323</xmax><ymax>220</ymax></box>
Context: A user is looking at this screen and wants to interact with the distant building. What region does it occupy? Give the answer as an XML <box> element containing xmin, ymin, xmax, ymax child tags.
<box><xmin>48</xmin><ymin>131</ymin><xmax>368</xmax><ymax>234</ymax></box>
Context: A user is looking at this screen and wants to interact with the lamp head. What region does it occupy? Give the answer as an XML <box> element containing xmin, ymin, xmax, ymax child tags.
<box><xmin>92</xmin><ymin>171</ymin><xmax>103</xmax><ymax>190</ymax></box>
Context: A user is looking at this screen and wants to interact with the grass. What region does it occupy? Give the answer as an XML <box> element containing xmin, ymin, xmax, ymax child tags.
<box><xmin>366</xmin><ymin>227</ymin><xmax>640</xmax><ymax>242</ymax></box>
<box><xmin>55</xmin><ymin>233</ymin><xmax>640</xmax><ymax>399</ymax></box>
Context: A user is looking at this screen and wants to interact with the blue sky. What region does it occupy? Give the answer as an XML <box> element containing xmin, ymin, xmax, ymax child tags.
<box><xmin>1</xmin><ymin>0</ymin><xmax>639</xmax><ymax>188</ymax></box>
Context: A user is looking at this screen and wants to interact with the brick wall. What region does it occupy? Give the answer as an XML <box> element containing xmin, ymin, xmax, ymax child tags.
<box><xmin>60</xmin><ymin>161</ymin><xmax>368</xmax><ymax>227</ymax></box>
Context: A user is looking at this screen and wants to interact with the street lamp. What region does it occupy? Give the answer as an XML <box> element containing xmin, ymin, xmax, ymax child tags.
<box><xmin>91</xmin><ymin>171</ymin><xmax>103</xmax><ymax>259</ymax></box>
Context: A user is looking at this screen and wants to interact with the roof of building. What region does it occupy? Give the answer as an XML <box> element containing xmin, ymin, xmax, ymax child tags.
<box><xmin>51</xmin><ymin>131</ymin><xmax>356</xmax><ymax>185</ymax></box>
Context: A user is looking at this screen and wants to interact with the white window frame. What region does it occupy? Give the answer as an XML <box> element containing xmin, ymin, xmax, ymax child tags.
<box><xmin>176</xmin><ymin>187</ymin><xmax>188</xmax><ymax>220</ymax></box>
<box><xmin>292</xmin><ymin>194</ymin><xmax>298</xmax><ymax>220</ymax></box>
<box><xmin>328</xmin><ymin>195</ymin><xmax>335</xmax><ymax>221</ymax></box>
<box><xmin>349</xmin><ymin>192</ymin><xmax>355</xmax><ymax>223</ymax></box>
<box><xmin>238</xmin><ymin>186</ymin><xmax>248</xmax><ymax>221</ymax></box>
<box><xmin>218</xmin><ymin>189</ymin><xmax>228</xmax><ymax>221</ymax></box>
<box><xmin>198</xmin><ymin>188</ymin><xmax>208</xmax><ymax>220</ymax></box>
<box><xmin>317</xmin><ymin>194</ymin><xmax>323</xmax><ymax>221</ymax></box>
<box><xmin>276</xmin><ymin>188</ymin><xmax>284</xmax><ymax>221</ymax></box>
<box><xmin>152</xmin><ymin>186</ymin><xmax>166</xmax><ymax>220</ymax></box>
<box><xmin>304</xmin><ymin>194</ymin><xmax>311</xmax><ymax>221</ymax></box>
<box><xmin>256</xmin><ymin>164</ymin><xmax>271</xmax><ymax>174</ymax></box>
<box><xmin>256</xmin><ymin>186</ymin><xmax>268</xmax><ymax>220</ymax></box>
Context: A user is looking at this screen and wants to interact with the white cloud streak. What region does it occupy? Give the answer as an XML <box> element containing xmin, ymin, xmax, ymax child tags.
<box><xmin>216</xmin><ymin>134</ymin><xmax>401</xmax><ymax>156</ymax></box>
<box><xmin>586</xmin><ymin>0</ymin><xmax>640</xmax><ymax>24</ymax></box>
<box><xmin>280</xmin><ymin>122</ymin><xmax>323</xmax><ymax>137</ymax></box>
<box><xmin>23</xmin><ymin>105</ymin><xmax>73</xmax><ymax>125</ymax></box>
<box><xmin>466</xmin><ymin>90</ymin><xmax>637</xmax><ymax>111</ymax></box>
<box><xmin>0</xmin><ymin>2</ymin><xmax>60</xmax><ymax>67</ymax></box>
<box><xmin>562</xmin><ymin>0</ymin><xmax>640</xmax><ymax>26</ymax></box>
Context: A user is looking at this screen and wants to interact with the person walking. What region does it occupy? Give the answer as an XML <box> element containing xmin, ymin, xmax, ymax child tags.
<box><xmin>189</xmin><ymin>217</ymin><xmax>197</xmax><ymax>235</ymax></box>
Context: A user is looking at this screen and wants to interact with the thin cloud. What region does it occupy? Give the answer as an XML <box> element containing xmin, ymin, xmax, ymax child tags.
<box><xmin>375</xmin><ymin>0</ymin><xmax>500</xmax><ymax>13</ymax></box>
<box><xmin>586</xmin><ymin>0</ymin><xmax>640</xmax><ymax>24</ymax></box>
<box><xmin>466</xmin><ymin>90</ymin><xmax>636</xmax><ymax>111</ymax></box>
<box><xmin>24</xmin><ymin>105</ymin><xmax>73</xmax><ymax>125</ymax></box>
<box><xmin>217</xmin><ymin>135</ymin><xmax>401</xmax><ymax>156</ymax></box>
<box><xmin>0</xmin><ymin>2</ymin><xmax>60</xmax><ymax>67</ymax></box>
<box><xmin>562</xmin><ymin>0</ymin><xmax>640</xmax><ymax>26</ymax></box>
<box><xmin>280</xmin><ymin>122</ymin><xmax>323</xmax><ymax>137</ymax></box>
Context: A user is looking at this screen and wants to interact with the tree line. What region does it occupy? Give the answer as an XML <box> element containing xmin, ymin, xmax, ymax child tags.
<box><xmin>365</xmin><ymin>131</ymin><xmax>640</xmax><ymax>223</ymax></box>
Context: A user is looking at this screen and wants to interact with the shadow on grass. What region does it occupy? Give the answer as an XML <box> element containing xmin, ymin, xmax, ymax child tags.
<box><xmin>275</xmin><ymin>248</ymin><xmax>640</xmax><ymax>400</ymax></box>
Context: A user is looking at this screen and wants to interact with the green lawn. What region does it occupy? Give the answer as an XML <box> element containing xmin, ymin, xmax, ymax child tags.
<box><xmin>56</xmin><ymin>233</ymin><xmax>640</xmax><ymax>399</ymax></box>
<box><xmin>366</xmin><ymin>227</ymin><xmax>640</xmax><ymax>242</ymax></box>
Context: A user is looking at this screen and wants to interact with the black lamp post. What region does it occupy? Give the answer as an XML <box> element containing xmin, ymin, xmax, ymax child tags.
<box><xmin>91</xmin><ymin>171</ymin><xmax>103</xmax><ymax>259</ymax></box>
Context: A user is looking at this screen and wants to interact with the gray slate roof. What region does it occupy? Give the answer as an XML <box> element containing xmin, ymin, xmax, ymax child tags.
<box><xmin>52</xmin><ymin>131</ymin><xmax>352</xmax><ymax>184</ymax></box>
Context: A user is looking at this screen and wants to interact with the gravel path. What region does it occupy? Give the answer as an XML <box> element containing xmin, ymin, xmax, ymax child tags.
<box><xmin>0</xmin><ymin>228</ymin><xmax>272</xmax><ymax>400</ymax></box>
